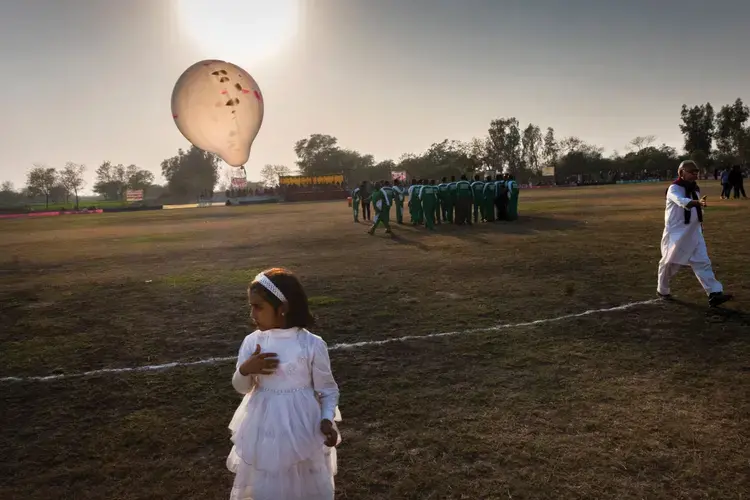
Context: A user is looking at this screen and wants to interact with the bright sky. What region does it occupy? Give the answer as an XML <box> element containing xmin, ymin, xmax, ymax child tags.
<box><xmin>1</xmin><ymin>0</ymin><xmax>749</xmax><ymax>192</ymax></box>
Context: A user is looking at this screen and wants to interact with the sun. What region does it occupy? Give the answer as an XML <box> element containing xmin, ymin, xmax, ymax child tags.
<box><xmin>176</xmin><ymin>0</ymin><xmax>300</xmax><ymax>67</ymax></box>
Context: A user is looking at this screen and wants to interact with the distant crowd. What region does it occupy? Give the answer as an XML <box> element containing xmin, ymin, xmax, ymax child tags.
<box><xmin>715</xmin><ymin>165</ymin><xmax>748</xmax><ymax>199</ymax></box>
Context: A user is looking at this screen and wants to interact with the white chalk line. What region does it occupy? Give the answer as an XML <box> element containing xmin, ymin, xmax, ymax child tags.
<box><xmin>0</xmin><ymin>299</ymin><xmax>658</xmax><ymax>383</ymax></box>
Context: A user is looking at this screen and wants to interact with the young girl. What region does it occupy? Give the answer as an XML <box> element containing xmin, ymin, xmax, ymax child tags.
<box><xmin>227</xmin><ymin>268</ymin><xmax>342</xmax><ymax>500</ymax></box>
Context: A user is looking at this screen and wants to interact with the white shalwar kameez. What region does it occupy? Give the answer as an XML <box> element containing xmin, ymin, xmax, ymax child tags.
<box><xmin>657</xmin><ymin>183</ymin><xmax>723</xmax><ymax>296</ymax></box>
<box><xmin>227</xmin><ymin>328</ymin><xmax>341</xmax><ymax>500</ymax></box>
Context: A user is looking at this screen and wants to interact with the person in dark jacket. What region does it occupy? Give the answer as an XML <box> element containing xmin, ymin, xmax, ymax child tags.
<box><xmin>720</xmin><ymin>167</ymin><xmax>732</xmax><ymax>199</ymax></box>
<box><xmin>729</xmin><ymin>165</ymin><xmax>747</xmax><ymax>199</ymax></box>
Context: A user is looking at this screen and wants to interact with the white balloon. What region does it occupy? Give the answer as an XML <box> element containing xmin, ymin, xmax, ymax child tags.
<box><xmin>171</xmin><ymin>60</ymin><xmax>264</xmax><ymax>167</ymax></box>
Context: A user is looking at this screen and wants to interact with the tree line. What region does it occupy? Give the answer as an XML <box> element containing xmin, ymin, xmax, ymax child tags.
<box><xmin>291</xmin><ymin>97</ymin><xmax>749</xmax><ymax>185</ymax></box>
<box><xmin>0</xmin><ymin>148</ymin><xmax>217</xmax><ymax>208</ymax></box>
<box><xmin>2</xmin><ymin>97</ymin><xmax>747</xmax><ymax>207</ymax></box>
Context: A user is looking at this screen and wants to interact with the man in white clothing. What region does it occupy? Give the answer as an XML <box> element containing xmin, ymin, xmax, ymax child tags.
<box><xmin>657</xmin><ymin>160</ymin><xmax>733</xmax><ymax>307</ymax></box>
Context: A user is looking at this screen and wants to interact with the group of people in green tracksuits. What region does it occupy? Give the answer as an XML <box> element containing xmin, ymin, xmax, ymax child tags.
<box><xmin>350</xmin><ymin>173</ymin><xmax>520</xmax><ymax>235</ymax></box>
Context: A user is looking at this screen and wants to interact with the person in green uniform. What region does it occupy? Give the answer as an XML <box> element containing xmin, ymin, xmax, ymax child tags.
<box><xmin>368</xmin><ymin>181</ymin><xmax>392</xmax><ymax>235</ymax></box>
<box><xmin>483</xmin><ymin>175</ymin><xmax>496</xmax><ymax>222</ymax></box>
<box><xmin>448</xmin><ymin>176</ymin><xmax>458</xmax><ymax>223</ymax></box>
<box><xmin>494</xmin><ymin>174</ymin><xmax>507</xmax><ymax>221</ymax></box>
<box><xmin>392</xmin><ymin>179</ymin><xmax>405</xmax><ymax>224</ymax></box>
<box><xmin>419</xmin><ymin>179</ymin><xmax>438</xmax><ymax>230</ymax></box>
<box><xmin>470</xmin><ymin>174</ymin><xmax>485</xmax><ymax>223</ymax></box>
<box><xmin>407</xmin><ymin>178</ymin><xmax>422</xmax><ymax>225</ymax></box>
<box><xmin>428</xmin><ymin>180</ymin><xmax>442</xmax><ymax>225</ymax></box>
<box><xmin>359</xmin><ymin>181</ymin><xmax>372</xmax><ymax>222</ymax></box>
<box><xmin>506</xmin><ymin>174</ymin><xmax>519</xmax><ymax>220</ymax></box>
<box><xmin>455</xmin><ymin>175</ymin><xmax>473</xmax><ymax>225</ymax></box>
<box><xmin>437</xmin><ymin>177</ymin><xmax>452</xmax><ymax>223</ymax></box>
<box><xmin>416</xmin><ymin>178</ymin><xmax>427</xmax><ymax>226</ymax></box>
<box><xmin>381</xmin><ymin>180</ymin><xmax>395</xmax><ymax>208</ymax></box>
<box><xmin>351</xmin><ymin>184</ymin><xmax>361</xmax><ymax>222</ymax></box>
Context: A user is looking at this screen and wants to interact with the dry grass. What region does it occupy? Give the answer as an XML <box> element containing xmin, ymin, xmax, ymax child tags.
<box><xmin>1</xmin><ymin>183</ymin><xmax>749</xmax><ymax>499</ymax></box>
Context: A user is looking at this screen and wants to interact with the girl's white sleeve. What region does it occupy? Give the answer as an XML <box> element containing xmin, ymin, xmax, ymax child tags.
<box><xmin>311</xmin><ymin>337</ymin><xmax>340</xmax><ymax>421</ymax></box>
<box><xmin>232</xmin><ymin>333</ymin><xmax>258</xmax><ymax>394</ymax></box>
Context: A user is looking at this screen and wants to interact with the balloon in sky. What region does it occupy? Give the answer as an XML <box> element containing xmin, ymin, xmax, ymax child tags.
<box><xmin>171</xmin><ymin>60</ymin><xmax>264</xmax><ymax>167</ymax></box>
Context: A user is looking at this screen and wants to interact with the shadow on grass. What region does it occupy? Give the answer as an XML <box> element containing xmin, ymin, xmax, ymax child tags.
<box><xmin>555</xmin><ymin>299</ymin><xmax>750</xmax><ymax>369</ymax></box>
<box><xmin>389</xmin><ymin>215</ymin><xmax>584</xmax><ymax>248</ymax></box>
<box><xmin>666</xmin><ymin>297</ymin><xmax>750</xmax><ymax>325</ymax></box>
<box><xmin>388</xmin><ymin>233</ymin><xmax>431</xmax><ymax>252</ymax></box>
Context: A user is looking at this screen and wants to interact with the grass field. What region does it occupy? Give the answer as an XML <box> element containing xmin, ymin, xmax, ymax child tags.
<box><xmin>1</xmin><ymin>183</ymin><xmax>749</xmax><ymax>499</ymax></box>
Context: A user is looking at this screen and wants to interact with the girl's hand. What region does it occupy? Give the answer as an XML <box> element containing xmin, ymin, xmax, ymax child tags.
<box><xmin>320</xmin><ymin>419</ymin><xmax>338</xmax><ymax>447</ymax></box>
<box><xmin>239</xmin><ymin>344</ymin><xmax>279</xmax><ymax>376</ymax></box>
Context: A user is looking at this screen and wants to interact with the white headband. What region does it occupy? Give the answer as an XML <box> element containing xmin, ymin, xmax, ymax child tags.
<box><xmin>254</xmin><ymin>273</ymin><xmax>287</xmax><ymax>303</ymax></box>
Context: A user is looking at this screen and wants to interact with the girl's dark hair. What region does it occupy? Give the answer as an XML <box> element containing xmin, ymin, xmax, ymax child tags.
<box><xmin>249</xmin><ymin>267</ymin><xmax>315</xmax><ymax>329</ymax></box>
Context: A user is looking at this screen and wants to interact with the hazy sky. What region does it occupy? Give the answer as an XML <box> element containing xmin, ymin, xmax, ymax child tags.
<box><xmin>1</xmin><ymin>0</ymin><xmax>748</xmax><ymax>191</ymax></box>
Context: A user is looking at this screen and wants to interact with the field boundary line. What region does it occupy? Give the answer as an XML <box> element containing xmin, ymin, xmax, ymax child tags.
<box><xmin>0</xmin><ymin>299</ymin><xmax>658</xmax><ymax>383</ymax></box>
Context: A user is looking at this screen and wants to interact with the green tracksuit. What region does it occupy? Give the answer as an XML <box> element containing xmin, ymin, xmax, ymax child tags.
<box><xmin>352</xmin><ymin>187</ymin><xmax>361</xmax><ymax>222</ymax></box>
<box><xmin>392</xmin><ymin>185</ymin><xmax>405</xmax><ymax>224</ymax></box>
<box><xmin>470</xmin><ymin>180</ymin><xmax>485</xmax><ymax>222</ymax></box>
<box><xmin>438</xmin><ymin>183</ymin><xmax>452</xmax><ymax>223</ymax></box>
<box><xmin>506</xmin><ymin>180</ymin><xmax>519</xmax><ymax>220</ymax></box>
<box><xmin>419</xmin><ymin>184</ymin><xmax>438</xmax><ymax>230</ymax></box>
<box><xmin>482</xmin><ymin>182</ymin><xmax>496</xmax><ymax>222</ymax></box>
<box><xmin>455</xmin><ymin>180</ymin><xmax>473</xmax><ymax>224</ymax></box>
<box><xmin>408</xmin><ymin>184</ymin><xmax>423</xmax><ymax>225</ymax></box>
<box><xmin>448</xmin><ymin>182</ymin><xmax>458</xmax><ymax>223</ymax></box>
<box><xmin>369</xmin><ymin>188</ymin><xmax>392</xmax><ymax>234</ymax></box>
<box><xmin>494</xmin><ymin>180</ymin><xmax>507</xmax><ymax>220</ymax></box>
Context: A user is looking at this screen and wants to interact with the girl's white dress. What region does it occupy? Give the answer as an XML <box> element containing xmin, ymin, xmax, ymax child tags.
<box><xmin>227</xmin><ymin>327</ymin><xmax>341</xmax><ymax>500</ymax></box>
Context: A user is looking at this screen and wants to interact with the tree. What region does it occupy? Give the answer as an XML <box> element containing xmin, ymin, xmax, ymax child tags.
<box><xmin>738</xmin><ymin>127</ymin><xmax>750</xmax><ymax>165</ymax></box>
<box><xmin>260</xmin><ymin>164</ymin><xmax>291</xmax><ymax>187</ymax></box>
<box><xmin>93</xmin><ymin>162</ymin><xmax>152</xmax><ymax>199</ymax></box>
<box><xmin>369</xmin><ymin>159</ymin><xmax>396</xmax><ymax>182</ymax></box>
<box><xmin>0</xmin><ymin>181</ymin><xmax>20</xmax><ymax>206</ymax></box>
<box><xmin>627</xmin><ymin>135</ymin><xmax>656</xmax><ymax>153</ymax></box>
<box><xmin>689</xmin><ymin>150</ymin><xmax>708</xmax><ymax>171</ymax></box>
<box><xmin>714</xmin><ymin>98</ymin><xmax>749</xmax><ymax>164</ymax></box>
<box><xmin>397</xmin><ymin>153</ymin><xmax>434</xmax><ymax>180</ymax></box>
<box><xmin>145</xmin><ymin>184</ymin><xmax>167</xmax><ymax>199</ymax></box>
<box><xmin>160</xmin><ymin>146</ymin><xmax>220</xmax><ymax>200</ymax></box>
<box><xmin>93</xmin><ymin>161</ymin><xmax>128</xmax><ymax>200</ymax></box>
<box><xmin>680</xmin><ymin>103</ymin><xmax>715</xmax><ymax>156</ymax></box>
<box><xmin>466</xmin><ymin>138</ymin><xmax>489</xmax><ymax>172</ymax></box>
<box><xmin>126</xmin><ymin>165</ymin><xmax>155</xmax><ymax>193</ymax></box>
<box><xmin>486</xmin><ymin>117</ymin><xmax>523</xmax><ymax>175</ymax></box>
<box><xmin>50</xmin><ymin>184</ymin><xmax>69</xmax><ymax>204</ymax></box>
<box><xmin>422</xmin><ymin>139</ymin><xmax>474</xmax><ymax>177</ymax></box>
<box><xmin>26</xmin><ymin>165</ymin><xmax>57</xmax><ymax>208</ymax></box>
<box><xmin>620</xmin><ymin>144</ymin><xmax>679</xmax><ymax>176</ymax></box>
<box><xmin>521</xmin><ymin>124</ymin><xmax>544</xmax><ymax>174</ymax></box>
<box><xmin>59</xmin><ymin>162</ymin><xmax>87</xmax><ymax>209</ymax></box>
<box><xmin>559</xmin><ymin>136</ymin><xmax>603</xmax><ymax>158</ymax></box>
<box><xmin>504</xmin><ymin>118</ymin><xmax>523</xmax><ymax>176</ymax></box>
<box><xmin>542</xmin><ymin>127</ymin><xmax>559</xmax><ymax>171</ymax></box>
<box><xmin>331</xmin><ymin>149</ymin><xmax>375</xmax><ymax>181</ymax></box>
<box><xmin>559</xmin><ymin>136</ymin><xmax>583</xmax><ymax>156</ymax></box>
<box><xmin>293</xmin><ymin>134</ymin><xmax>341</xmax><ymax>176</ymax></box>
<box><xmin>486</xmin><ymin>119</ymin><xmax>508</xmax><ymax>172</ymax></box>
